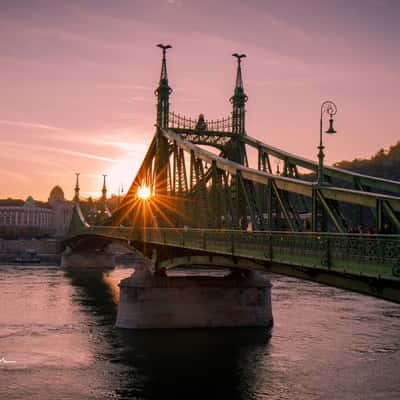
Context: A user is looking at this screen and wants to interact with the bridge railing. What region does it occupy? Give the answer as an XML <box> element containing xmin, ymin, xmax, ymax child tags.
<box><xmin>83</xmin><ymin>226</ymin><xmax>400</xmax><ymax>282</ymax></box>
<box><xmin>169</xmin><ymin>112</ymin><xmax>233</xmax><ymax>132</ymax></box>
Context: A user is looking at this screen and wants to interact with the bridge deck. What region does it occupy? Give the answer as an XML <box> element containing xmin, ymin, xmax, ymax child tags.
<box><xmin>69</xmin><ymin>227</ymin><xmax>400</xmax><ymax>284</ymax></box>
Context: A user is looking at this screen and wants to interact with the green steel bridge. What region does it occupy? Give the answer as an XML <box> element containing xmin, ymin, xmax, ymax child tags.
<box><xmin>66</xmin><ymin>45</ymin><xmax>400</xmax><ymax>303</ymax></box>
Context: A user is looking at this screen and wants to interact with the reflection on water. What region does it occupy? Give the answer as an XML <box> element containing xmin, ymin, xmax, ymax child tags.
<box><xmin>0</xmin><ymin>264</ymin><xmax>400</xmax><ymax>399</ymax></box>
<box><xmin>114</xmin><ymin>328</ymin><xmax>270</xmax><ymax>399</ymax></box>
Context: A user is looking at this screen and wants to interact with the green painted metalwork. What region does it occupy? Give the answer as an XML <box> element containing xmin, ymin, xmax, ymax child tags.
<box><xmin>67</xmin><ymin>227</ymin><xmax>400</xmax><ymax>282</ymax></box>
<box><xmin>66</xmin><ymin>225</ymin><xmax>400</xmax><ymax>301</ymax></box>
<box><xmin>243</xmin><ymin>135</ymin><xmax>400</xmax><ymax>194</ymax></box>
<box><xmin>67</xmin><ymin>203</ymin><xmax>89</xmax><ymax>234</ymax></box>
<box><xmin>110</xmin><ymin>122</ymin><xmax>400</xmax><ymax>234</ymax></box>
<box><xmin>230</xmin><ymin>53</ymin><xmax>247</xmax><ymax>136</ymax></box>
<box><xmin>318</xmin><ymin>101</ymin><xmax>337</xmax><ymax>185</ymax></box>
<box><xmin>155</xmin><ymin>44</ymin><xmax>172</xmax><ymax>129</ymax></box>
<box><xmin>66</xmin><ymin>46</ymin><xmax>400</xmax><ymax>302</ymax></box>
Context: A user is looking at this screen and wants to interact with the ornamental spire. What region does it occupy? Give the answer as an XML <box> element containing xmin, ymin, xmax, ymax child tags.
<box><xmin>230</xmin><ymin>53</ymin><xmax>248</xmax><ymax>135</ymax></box>
<box><xmin>155</xmin><ymin>44</ymin><xmax>172</xmax><ymax>128</ymax></box>
<box><xmin>101</xmin><ymin>174</ymin><xmax>107</xmax><ymax>201</ymax></box>
<box><xmin>234</xmin><ymin>53</ymin><xmax>245</xmax><ymax>89</ymax></box>
<box><xmin>158</xmin><ymin>44</ymin><xmax>171</xmax><ymax>81</ymax></box>
<box><xmin>74</xmin><ymin>172</ymin><xmax>80</xmax><ymax>201</ymax></box>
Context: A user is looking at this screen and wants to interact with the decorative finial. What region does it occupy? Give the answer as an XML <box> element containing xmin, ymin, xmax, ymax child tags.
<box><xmin>157</xmin><ymin>44</ymin><xmax>172</xmax><ymax>81</ymax></box>
<box><xmin>232</xmin><ymin>53</ymin><xmax>246</xmax><ymax>89</ymax></box>
<box><xmin>232</xmin><ymin>53</ymin><xmax>246</xmax><ymax>62</ymax></box>
<box><xmin>157</xmin><ymin>44</ymin><xmax>172</xmax><ymax>52</ymax></box>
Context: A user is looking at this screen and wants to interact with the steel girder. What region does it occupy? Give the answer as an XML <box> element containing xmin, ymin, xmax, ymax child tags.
<box><xmin>244</xmin><ymin>135</ymin><xmax>400</xmax><ymax>194</ymax></box>
<box><xmin>107</xmin><ymin>127</ymin><xmax>400</xmax><ymax>233</ymax></box>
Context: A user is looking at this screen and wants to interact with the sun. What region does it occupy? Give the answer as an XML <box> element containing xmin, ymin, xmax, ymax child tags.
<box><xmin>137</xmin><ymin>185</ymin><xmax>151</xmax><ymax>200</ymax></box>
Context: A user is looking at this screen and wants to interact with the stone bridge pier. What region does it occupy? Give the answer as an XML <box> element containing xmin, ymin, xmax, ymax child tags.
<box><xmin>116</xmin><ymin>266</ymin><xmax>273</xmax><ymax>329</ymax></box>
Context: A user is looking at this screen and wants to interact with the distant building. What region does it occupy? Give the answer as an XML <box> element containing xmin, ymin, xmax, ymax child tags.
<box><xmin>48</xmin><ymin>186</ymin><xmax>72</xmax><ymax>236</ymax></box>
<box><xmin>0</xmin><ymin>186</ymin><xmax>73</xmax><ymax>239</ymax></box>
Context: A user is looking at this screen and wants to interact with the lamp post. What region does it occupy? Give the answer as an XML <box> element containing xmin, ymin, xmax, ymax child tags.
<box><xmin>318</xmin><ymin>101</ymin><xmax>337</xmax><ymax>185</ymax></box>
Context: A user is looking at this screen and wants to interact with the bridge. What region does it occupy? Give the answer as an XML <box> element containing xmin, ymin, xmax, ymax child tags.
<box><xmin>65</xmin><ymin>45</ymin><xmax>400</xmax><ymax>328</ymax></box>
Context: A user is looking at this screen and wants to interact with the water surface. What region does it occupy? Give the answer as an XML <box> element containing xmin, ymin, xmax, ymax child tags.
<box><xmin>1</xmin><ymin>264</ymin><xmax>399</xmax><ymax>399</ymax></box>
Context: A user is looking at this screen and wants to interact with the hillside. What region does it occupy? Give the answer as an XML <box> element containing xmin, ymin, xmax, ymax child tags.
<box><xmin>334</xmin><ymin>141</ymin><xmax>400</xmax><ymax>181</ymax></box>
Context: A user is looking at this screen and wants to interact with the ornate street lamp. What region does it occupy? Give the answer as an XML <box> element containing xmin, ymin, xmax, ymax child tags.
<box><xmin>318</xmin><ymin>101</ymin><xmax>337</xmax><ymax>185</ymax></box>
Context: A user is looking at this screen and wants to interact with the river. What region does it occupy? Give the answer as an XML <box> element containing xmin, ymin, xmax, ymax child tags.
<box><xmin>1</xmin><ymin>264</ymin><xmax>399</xmax><ymax>399</ymax></box>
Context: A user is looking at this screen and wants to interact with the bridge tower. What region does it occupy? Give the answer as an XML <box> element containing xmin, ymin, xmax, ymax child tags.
<box><xmin>155</xmin><ymin>44</ymin><xmax>172</xmax><ymax>128</ymax></box>
<box><xmin>228</xmin><ymin>54</ymin><xmax>251</xmax><ymax>228</ymax></box>
<box><xmin>231</xmin><ymin>53</ymin><xmax>248</xmax><ymax>136</ymax></box>
<box><xmin>154</xmin><ymin>44</ymin><xmax>172</xmax><ymax>199</ymax></box>
<box><xmin>229</xmin><ymin>53</ymin><xmax>248</xmax><ymax>166</ymax></box>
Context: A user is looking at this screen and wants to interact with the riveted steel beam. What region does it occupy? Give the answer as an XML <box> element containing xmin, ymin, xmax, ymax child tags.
<box><xmin>316</xmin><ymin>189</ymin><xmax>344</xmax><ymax>233</ymax></box>
<box><xmin>243</xmin><ymin>135</ymin><xmax>400</xmax><ymax>194</ymax></box>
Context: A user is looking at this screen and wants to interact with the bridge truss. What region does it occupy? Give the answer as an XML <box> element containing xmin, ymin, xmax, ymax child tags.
<box><xmin>107</xmin><ymin>46</ymin><xmax>400</xmax><ymax>234</ymax></box>
<box><xmin>67</xmin><ymin>45</ymin><xmax>400</xmax><ymax>302</ymax></box>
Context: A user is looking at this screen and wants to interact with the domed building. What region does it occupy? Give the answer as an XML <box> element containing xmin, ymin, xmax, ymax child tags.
<box><xmin>0</xmin><ymin>186</ymin><xmax>73</xmax><ymax>239</ymax></box>
<box><xmin>48</xmin><ymin>186</ymin><xmax>73</xmax><ymax>237</ymax></box>
<box><xmin>49</xmin><ymin>186</ymin><xmax>65</xmax><ymax>204</ymax></box>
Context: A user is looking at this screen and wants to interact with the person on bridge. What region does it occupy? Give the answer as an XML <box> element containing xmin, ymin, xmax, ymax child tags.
<box><xmin>379</xmin><ymin>223</ymin><xmax>392</xmax><ymax>234</ymax></box>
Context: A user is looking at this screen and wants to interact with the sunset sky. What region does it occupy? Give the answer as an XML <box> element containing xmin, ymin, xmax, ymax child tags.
<box><xmin>1</xmin><ymin>0</ymin><xmax>399</xmax><ymax>200</ymax></box>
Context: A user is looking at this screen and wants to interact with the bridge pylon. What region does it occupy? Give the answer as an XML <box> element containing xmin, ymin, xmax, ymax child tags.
<box><xmin>155</xmin><ymin>44</ymin><xmax>172</xmax><ymax>129</ymax></box>
<box><xmin>154</xmin><ymin>44</ymin><xmax>172</xmax><ymax>204</ymax></box>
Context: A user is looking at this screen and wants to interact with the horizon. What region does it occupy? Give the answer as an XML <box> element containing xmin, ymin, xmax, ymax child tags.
<box><xmin>1</xmin><ymin>0</ymin><xmax>399</xmax><ymax>201</ymax></box>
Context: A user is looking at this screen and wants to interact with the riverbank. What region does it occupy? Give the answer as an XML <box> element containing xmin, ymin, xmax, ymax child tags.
<box><xmin>0</xmin><ymin>239</ymin><xmax>62</xmax><ymax>264</ymax></box>
<box><xmin>0</xmin><ymin>239</ymin><xmax>142</xmax><ymax>266</ymax></box>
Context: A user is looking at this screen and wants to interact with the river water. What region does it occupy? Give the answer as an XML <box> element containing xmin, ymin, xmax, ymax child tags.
<box><xmin>1</xmin><ymin>264</ymin><xmax>399</xmax><ymax>400</ymax></box>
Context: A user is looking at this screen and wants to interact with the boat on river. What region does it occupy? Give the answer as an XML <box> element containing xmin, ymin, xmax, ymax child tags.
<box><xmin>15</xmin><ymin>249</ymin><xmax>41</xmax><ymax>264</ymax></box>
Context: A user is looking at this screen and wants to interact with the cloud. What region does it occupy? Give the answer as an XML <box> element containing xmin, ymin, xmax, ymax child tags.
<box><xmin>0</xmin><ymin>16</ymin><xmax>131</xmax><ymax>54</ymax></box>
<box><xmin>50</xmin><ymin>147</ymin><xmax>118</xmax><ymax>162</ymax></box>
<box><xmin>0</xmin><ymin>119</ymin><xmax>151</xmax><ymax>155</ymax></box>
<box><xmin>95</xmin><ymin>84</ymin><xmax>153</xmax><ymax>91</ymax></box>
<box><xmin>0</xmin><ymin>139</ymin><xmax>117</xmax><ymax>163</ymax></box>
<box><xmin>0</xmin><ymin>167</ymin><xmax>30</xmax><ymax>182</ymax></box>
<box><xmin>97</xmin><ymin>140</ymin><xmax>148</xmax><ymax>153</ymax></box>
<box><xmin>0</xmin><ymin>119</ymin><xmax>71</xmax><ymax>133</ymax></box>
<box><xmin>0</xmin><ymin>151</ymin><xmax>66</xmax><ymax>168</ymax></box>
